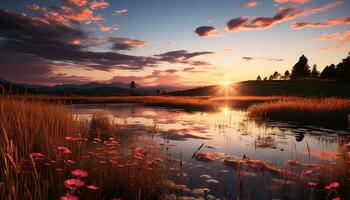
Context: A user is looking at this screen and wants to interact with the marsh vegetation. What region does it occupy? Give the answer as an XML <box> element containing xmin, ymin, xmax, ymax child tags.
<box><xmin>1</xmin><ymin>95</ymin><xmax>349</xmax><ymax>199</ymax></box>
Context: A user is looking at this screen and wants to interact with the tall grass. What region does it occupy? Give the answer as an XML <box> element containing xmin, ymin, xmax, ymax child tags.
<box><xmin>247</xmin><ymin>97</ymin><xmax>350</xmax><ymax>125</ymax></box>
<box><xmin>0</xmin><ymin>96</ymin><xmax>169</xmax><ymax>200</ymax></box>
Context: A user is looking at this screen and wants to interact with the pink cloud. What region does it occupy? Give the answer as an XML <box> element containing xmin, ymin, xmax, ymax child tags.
<box><xmin>159</xmin><ymin>42</ymin><xmax>176</xmax><ymax>46</ymax></box>
<box><xmin>114</xmin><ymin>9</ymin><xmax>128</xmax><ymax>16</ymax></box>
<box><xmin>274</xmin><ymin>0</ymin><xmax>309</xmax><ymax>4</ymax></box>
<box><xmin>292</xmin><ymin>17</ymin><xmax>350</xmax><ymax>29</ymax></box>
<box><xmin>246</xmin><ymin>1</ymin><xmax>258</xmax><ymax>7</ymax></box>
<box><xmin>312</xmin><ymin>30</ymin><xmax>350</xmax><ymax>51</ymax></box>
<box><xmin>90</xmin><ymin>1</ymin><xmax>109</xmax><ymax>10</ymax></box>
<box><xmin>121</xmin><ymin>39</ymin><xmax>146</xmax><ymax>48</ymax></box>
<box><xmin>226</xmin><ymin>0</ymin><xmax>343</xmax><ymax>32</ymax></box>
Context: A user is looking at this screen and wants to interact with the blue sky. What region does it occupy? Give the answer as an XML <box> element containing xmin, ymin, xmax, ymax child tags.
<box><xmin>0</xmin><ymin>0</ymin><xmax>349</xmax><ymax>86</ymax></box>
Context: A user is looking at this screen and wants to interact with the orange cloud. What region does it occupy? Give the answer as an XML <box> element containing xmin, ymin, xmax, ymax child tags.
<box><xmin>246</xmin><ymin>1</ymin><xmax>257</xmax><ymax>7</ymax></box>
<box><xmin>312</xmin><ymin>30</ymin><xmax>350</xmax><ymax>51</ymax></box>
<box><xmin>114</xmin><ymin>9</ymin><xmax>128</xmax><ymax>16</ymax></box>
<box><xmin>70</xmin><ymin>39</ymin><xmax>81</xmax><ymax>45</ymax></box>
<box><xmin>226</xmin><ymin>0</ymin><xmax>343</xmax><ymax>32</ymax></box>
<box><xmin>65</xmin><ymin>0</ymin><xmax>88</xmax><ymax>7</ymax></box>
<box><xmin>63</xmin><ymin>8</ymin><xmax>104</xmax><ymax>23</ymax></box>
<box><xmin>90</xmin><ymin>1</ymin><xmax>109</xmax><ymax>10</ymax></box>
<box><xmin>41</xmin><ymin>12</ymin><xmax>70</xmax><ymax>26</ymax></box>
<box><xmin>292</xmin><ymin>17</ymin><xmax>350</xmax><ymax>29</ymax></box>
<box><xmin>274</xmin><ymin>0</ymin><xmax>309</xmax><ymax>4</ymax></box>
<box><xmin>99</xmin><ymin>25</ymin><xmax>112</xmax><ymax>32</ymax></box>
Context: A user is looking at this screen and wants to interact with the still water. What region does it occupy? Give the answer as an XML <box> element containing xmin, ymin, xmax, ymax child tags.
<box><xmin>72</xmin><ymin>103</ymin><xmax>350</xmax><ymax>199</ymax></box>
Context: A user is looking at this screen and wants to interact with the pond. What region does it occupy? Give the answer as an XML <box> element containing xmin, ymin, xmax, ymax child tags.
<box><xmin>72</xmin><ymin>103</ymin><xmax>350</xmax><ymax>199</ymax></box>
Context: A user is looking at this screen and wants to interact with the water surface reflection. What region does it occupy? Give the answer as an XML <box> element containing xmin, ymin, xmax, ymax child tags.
<box><xmin>72</xmin><ymin>104</ymin><xmax>350</xmax><ymax>199</ymax></box>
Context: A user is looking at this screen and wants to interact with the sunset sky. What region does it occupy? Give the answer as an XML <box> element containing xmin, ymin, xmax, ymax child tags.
<box><xmin>0</xmin><ymin>0</ymin><xmax>349</xmax><ymax>87</ymax></box>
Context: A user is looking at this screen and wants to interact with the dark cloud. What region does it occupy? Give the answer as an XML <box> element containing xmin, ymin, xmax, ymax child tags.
<box><xmin>0</xmin><ymin>8</ymin><xmax>214</xmax><ymax>85</ymax></box>
<box><xmin>226</xmin><ymin>16</ymin><xmax>250</xmax><ymax>31</ymax></box>
<box><xmin>242</xmin><ymin>56</ymin><xmax>284</xmax><ymax>62</ymax></box>
<box><xmin>0</xmin><ymin>52</ymin><xmax>91</xmax><ymax>85</ymax></box>
<box><xmin>155</xmin><ymin>50</ymin><xmax>213</xmax><ymax>66</ymax></box>
<box><xmin>109</xmin><ymin>37</ymin><xmax>147</xmax><ymax>51</ymax></box>
<box><xmin>242</xmin><ymin>56</ymin><xmax>254</xmax><ymax>61</ymax></box>
<box><xmin>165</xmin><ymin>69</ymin><xmax>178</xmax><ymax>73</ymax></box>
<box><xmin>182</xmin><ymin>67</ymin><xmax>206</xmax><ymax>73</ymax></box>
<box><xmin>194</xmin><ymin>26</ymin><xmax>218</xmax><ymax>37</ymax></box>
<box><xmin>182</xmin><ymin>67</ymin><xmax>195</xmax><ymax>71</ymax></box>
<box><xmin>0</xmin><ymin>9</ymin><xmax>157</xmax><ymax>71</ymax></box>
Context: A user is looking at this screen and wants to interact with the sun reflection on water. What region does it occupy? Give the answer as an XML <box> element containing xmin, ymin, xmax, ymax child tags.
<box><xmin>221</xmin><ymin>106</ymin><xmax>230</xmax><ymax>115</ymax></box>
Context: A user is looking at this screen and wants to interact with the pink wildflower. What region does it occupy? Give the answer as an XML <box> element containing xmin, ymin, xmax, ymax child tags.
<box><xmin>307</xmin><ymin>182</ymin><xmax>318</xmax><ymax>186</ymax></box>
<box><xmin>66</xmin><ymin>159</ymin><xmax>75</xmax><ymax>164</ymax></box>
<box><xmin>57</xmin><ymin>146</ymin><xmax>72</xmax><ymax>154</ymax></box>
<box><xmin>30</xmin><ymin>153</ymin><xmax>46</xmax><ymax>160</ymax></box>
<box><xmin>64</xmin><ymin>136</ymin><xmax>76</xmax><ymax>142</ymax></box>
<box><xmin>71</xmin><ymin>169</ymin><xmax>88</xmax><ymax>178</ymax></box>
<box><xmin>329</xmin><ymin>182</ymin><xmax>340</xmax><ymax>189</ymax></box>
<box><xmin>87</xmin><ymin>185</ymin><xmax>98</xmax><ymax>190</ymax></box>
<box><xmin>60</xmin><ymin>194</ymin><xmax>79</xmax><ymax>200</ymax></box>
<box><xmin>305</xmin><ymin>169</ymin><xmax>313</xmax><ymax>174</ymax></box>
<box><xmin>64</xmin><ymin>178</ymin><xmax>85</xmax><ymax>188</ymax></box>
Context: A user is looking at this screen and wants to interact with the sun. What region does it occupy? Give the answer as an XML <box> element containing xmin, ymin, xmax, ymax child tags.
<box><xmin>219</xmin><ymin>80</ymin><xmax>231</xmax><ymax>87</ymax></box>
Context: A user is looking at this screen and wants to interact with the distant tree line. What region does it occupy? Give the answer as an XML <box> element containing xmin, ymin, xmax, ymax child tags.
<box><xmin>256</xmin><ymin>53</ymin><xmax>350</xmax><ymax>81</ymax></box>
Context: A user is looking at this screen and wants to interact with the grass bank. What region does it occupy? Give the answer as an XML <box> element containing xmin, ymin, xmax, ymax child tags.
<box><xmin>247</xmin><ymin>97</ymin><xmax>350</xmax><ymax>125</ymax></box>
<box><xmin>15</xmin><ymin>95</ymin><xmax>285</xmax><ymax>111</ymax></box>
<box><xmin>0</xmin><ymin>96</ymin><xmax>169</xmax><ymax>200</ymax></box>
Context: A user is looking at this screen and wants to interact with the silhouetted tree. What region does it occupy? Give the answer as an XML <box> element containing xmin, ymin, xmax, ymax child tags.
<box><xmin>130</xmin><ymin>81</ymin><xmax>136</xmax><ymax>95</ymax></box>
<box><xmin>284</xmin><ymin>70</ymin><xmax>290</xmax><ymax>80</ymax></box>
<box><xmin>256</xmin><ymin>76</ymin><xmax>262</xmax><ymax>81</ymax></box>
<box><xmin>156</xmin><ymin>89</ymin><xmax>160</xmax><ymax>95</ymax></box>
<box><xmin>273</xmin><ymin>71</ymin><xmax>281</xmax><ymax>80</ymax></box>
<box><xmin>290</xmin><ymin>55</ymin><xmax>311</xmax><ymax>79</ymax></box>
<box><xmin>311</xmin><ymin>64</ymin><xmax>320</xmax><ymax>79</ymax></box>
<box><xmin>335</xmin><ymin>52</ymin><xmax>350</xmax><ymax>80</ymax></box>
<box><xmin>269</xmin><ymin>71</ymin><xmax>281</xmax><ymax>80</ymax></box>
<box><xmin>263</xmin><ymin>77</ymin><xmax>267</xmax><ymax>81</ymax></box>
<box><xmin>320</xmin><ymin>64</ymin><xmax>336</xmax><ymax>79</ymax></box>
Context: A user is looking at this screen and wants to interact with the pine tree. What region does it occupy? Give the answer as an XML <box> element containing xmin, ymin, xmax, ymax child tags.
<box><xmin>311</xmin><ymin>64</ymin><xmax>320</xmax><ymax>79</ymax></box>
<box><xmin>290</xmin><ymin>55</ymin><xmax>311</xmax><ymax>80</ymax></box>
<box><xmin>284</xmin><ymin>70</ymin><xmax>290</xmax><ymax>80</ymax></box>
